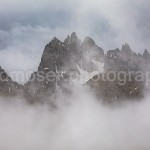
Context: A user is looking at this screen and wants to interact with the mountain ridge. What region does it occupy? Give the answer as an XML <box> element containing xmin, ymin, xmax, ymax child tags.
<box><xmin>0</xmin><ymin>32</ymin><xmax>150</xmax><ymax>103</ymax></box>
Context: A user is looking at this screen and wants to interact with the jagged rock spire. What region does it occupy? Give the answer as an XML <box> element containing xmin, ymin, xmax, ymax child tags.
<box><xmin>121</xmin><ymin>43</ymin><xmax>132</xmax><ymax>52</ymax></box>
<box><xmin>83</xmin><ymin>36</ymin><xmax>96</xmax><ymax>47</ymax></box>
<box><xmin>64</xmin><ymin>35</ymin><xmax>70</xmax><ymax>44</ymax></box>
<box><xmin>70</xmin><ymin>32</ymin><xmax>77</xmax><ymax>42</ymax></box>
<box><xmin>143</xmin><ymin>49</ymin><xmax>150</xmax><ymax>59</ymax></box>
<box><xmin>64</xmin><ymin>32</ymin><xmax>80</xmax><ymax>43</ymax></box>
<box><xmin>49</xmin><ymin>37</ymin><xmax>61</xmax><ymax>46</ymax></box>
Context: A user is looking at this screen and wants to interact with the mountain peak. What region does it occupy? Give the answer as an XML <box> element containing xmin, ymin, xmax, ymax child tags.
<box><xmin>71</xmin><ymin>32</ymin><xmax>77</xmax><ymax>37</ymax></box>
<box><xmin>50</xmin><ymin>37</ymin><xmax>61</xmax><ymax>45</ymax></box>
<box><xmin>70</xmin><ymin>32</ymin><xmax>79</xmax><ymax>43</ymax></box>
<box><xmin>64</xmin><ymin>35</ymin><xmax>70</xmax><ymax>44</ymax></box>
<box><xmin>64</xmin><ymin>32</ymin><xmax>81</xmax><ymax>46</ymax></box>
<box><xmin>143</xmin><ymin>49</ymin><xmax>149</xmax><ymax>55</ymax></box>
<box><xmin>122</xmin><ymin>43</ymin><xmax>132</xmax><ymax>52</ymax></box>
<box><xmin>143</xmin><ymin>49</ymin><xmax>150</xmax><ymax>59</ymax></box>
<box><xmin>83</xmin><ymin>36</ymin><xmax>96</xmax><ymax>47</ymax></box>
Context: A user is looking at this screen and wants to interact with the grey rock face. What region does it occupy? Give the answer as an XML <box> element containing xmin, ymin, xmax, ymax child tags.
<box><xmin>89</xmin><ymin>43</ymin><xmax>150</xmax><ymax>102</ymax></box>
<box><xmin>24</xmin><ymin>33</ymin><xmax>104</xmax><ymax>102</ymax></box>
<box><xmin>0</xmin><ymin>66</ymin><xmax>23</xmax><ymax>97</ymax></box>
<box><xmin>0</xmin><ymin>33</ymin><xmax>150</xmax><ymax>103</ymax></box>
<box><xmin>143</xmin><ymin>49</ymin><xmax>150</xmax><ymax>59</ymax></box>
<box><xmin>87</xmin><ymin>72</ymin><xmax>144</xmax><ymax>102</ymax></box>
<box><xmin>104</xmin><ymin>43</ymin><xmax>146</xmax><ymax>72</ymax></box>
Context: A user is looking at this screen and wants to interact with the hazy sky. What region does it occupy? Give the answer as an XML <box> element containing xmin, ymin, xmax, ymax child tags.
<box><xmin>0</xmin><ymin>0</ymin><xmax>150</xmax><ymax>76</ymax></box>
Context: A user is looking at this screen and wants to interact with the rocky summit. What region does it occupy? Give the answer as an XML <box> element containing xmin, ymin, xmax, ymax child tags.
<box><xmin>1</xmin><ymin>32</ymin><xmax>150</xmax><ymax>103</ymax></box>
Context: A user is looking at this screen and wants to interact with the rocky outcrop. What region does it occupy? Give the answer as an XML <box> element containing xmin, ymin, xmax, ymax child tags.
<box><xmin>104</xmin><ymin>43</ymin><xmax>141</xmax><ymax>72</ymax></box>
<box><xmin>88</xmin><ymin>43</ymin><xmax>149</xmax><ymax>102</ymax></box>
<box><xmin>0</xmin><ymin>66</ymin><xmax>23</xmax><ymax>97</ymax></box>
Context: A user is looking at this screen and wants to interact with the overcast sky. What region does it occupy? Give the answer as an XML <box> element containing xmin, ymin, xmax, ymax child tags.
<box><xmin>0</xmin><ymin>0</ymin><xmax>150</xmax><ymax>80</ymax></box>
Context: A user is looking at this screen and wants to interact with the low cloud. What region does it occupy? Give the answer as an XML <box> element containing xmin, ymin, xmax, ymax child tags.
<box><xmin>0</xmin><ymin>86</ymin><xmax>150</xmax><ymax>150</ymax></box>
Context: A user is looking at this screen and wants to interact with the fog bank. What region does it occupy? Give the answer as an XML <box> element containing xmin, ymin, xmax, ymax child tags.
<box><xmin>0</xmin><ymin>87</ymin><xmax>150</xmax><ymax>150</ymax></box>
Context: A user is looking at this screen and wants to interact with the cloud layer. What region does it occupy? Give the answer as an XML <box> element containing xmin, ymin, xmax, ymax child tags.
<box><xmin>0</xmin><ymin>87</ymin><xmax>150</xmax><ymax>150</ymax></box>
